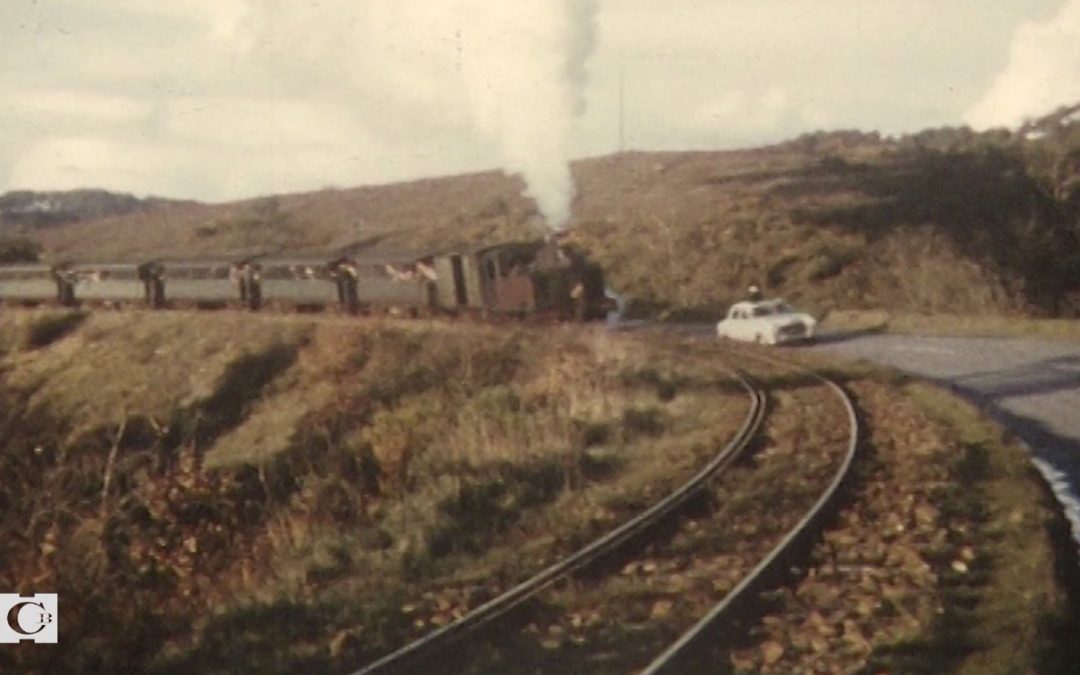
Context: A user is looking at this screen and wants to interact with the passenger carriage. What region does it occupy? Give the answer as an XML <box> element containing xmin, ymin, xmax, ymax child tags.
<box><xmin>57</xmin><ymin>262</ymin><xmax>156</xmax><ymax>306</ymax></box>
<box><xmin>150</xmin><ymin>258</ymin><xmax>249</xmax><ymax>309</ymax></box>
<box><xmin>250</xmin><ymin>255</ymin><xmax>343</xmax><ymax>310</ymax></box>
<box><xmin>0</xmin><ymin>239</ymin><xmax>611</xmax><ymax>320</ymax></box>
<box><xmin>0</xmin><ymin>264</ymin><xmax>64</xmax><ymax>305</ymax></box>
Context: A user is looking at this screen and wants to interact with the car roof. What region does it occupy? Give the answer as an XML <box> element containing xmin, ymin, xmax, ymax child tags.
<box><xmin>730</xmin><ymin>299</ymin><xmax>784</xmax><ymax>310</ymax></box>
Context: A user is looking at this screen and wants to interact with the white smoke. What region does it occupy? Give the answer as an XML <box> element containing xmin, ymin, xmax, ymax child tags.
<box><xmin>458</xmin><ymin>1</ymin><xmax>598</xmax><ymax>228</ymax></box>
<box><xmin>965</xmin><ymin>1</ymin><xmax>1080</xmax><ymax>130</ymax></box>
<box><xmin>241</xmin><ymin>0</ymin><xmax>597</xmax><ymax>228</ymax></box>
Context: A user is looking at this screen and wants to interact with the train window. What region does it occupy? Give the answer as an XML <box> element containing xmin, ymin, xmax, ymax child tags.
<box><xmin>485</xmin><ymin>259</ymin><xmax>496</xmax><ymax>280</ymax></box>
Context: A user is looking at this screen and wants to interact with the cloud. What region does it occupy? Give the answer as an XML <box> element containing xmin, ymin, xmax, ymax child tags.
<box><xmin>0</xmin><ymin>1</ymin><xmax>1068</xmax><ymax>202</ymax></box>
<box><xmin>5</xmin><ymin>129</ymin><xmax>495</xmax><ymax>202</ymax></box>
<box><xmin>3</xmin><ymin>89</ymin><xmax>151</xmax><ymax>124</ymax></box>
<box><xmin>691</xmin><ymin>88</ymin><xmax>790</xmax><ymax>133</ymax></box>
<box><xmin>6</xmin><ymin>135</ymin><xmax>341</xmax><ymax>200</ymax></box>
<box><xmin>965</xmin><ymin>0</ymin><xmax>1080</xmax><ymax>129</ymax></box>
<box><xmin>163</xmin><ymin>97</ymin><xmax>368</xmax><ymax>149</ymax></box>
<box><xmin>7</xmin><ymin>137</ymin><xmax>199</xmax><ymax>196</ymax></box>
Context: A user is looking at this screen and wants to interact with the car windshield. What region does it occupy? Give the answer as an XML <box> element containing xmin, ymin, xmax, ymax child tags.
<box><xmin>752</xmin><ymin>305</ymin><xmax>773</xmax><ymax>317</ymax></box>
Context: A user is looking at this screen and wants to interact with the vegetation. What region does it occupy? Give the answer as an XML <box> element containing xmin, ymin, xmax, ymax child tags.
<box><xmin>0</xmin><ymin>311</ymin><xmax>749</xmax><ymax>673</ymax></box>
<box><xmin>0</xmin><ymin>188</ymin><xmax>173</xmax><ymax>229</ymax></box>
<box><xmin>0</xmin><ymin>311</ymin><xmax>1073</xmax><ymax>673</ymax></box>
<box><xmin>899</xmin><ymin>382</ymin><xmax>1078</xmax><ymax>674</ymax></box>
<box><xmin>822</xmin><ymin>309</ymin><xmax>1080</xmax><ymax>342</ymax></box>
<box><xmin>0</xmin><ymin>235</ymin><xmax>41</xmax><ymax>263</ymax></box>
<box><xmin>14</xmin><ymin>102</ymin><xmax>1080</xmax><ymax>319</ymax></box>
<box><xmin>721</xmin><ymin>364</ymin><xmax>1077</xmax><ymax>674</ymax></box>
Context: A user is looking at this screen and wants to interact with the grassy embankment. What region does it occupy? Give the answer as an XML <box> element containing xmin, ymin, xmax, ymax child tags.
<box><xmin>0</xmin><ymin>309</ymin><xmax>1074</xmax><ymax>674</ymax></box>
<box><xmin>900</xmin><ymin>381</ymin><xmax>1078</xmax><ymax>674</ymax></box>
<box><xmin>821</xmin><ymin>309</ymin><xmax>1080</xmax><ymax>343</ymax></box>
<box><xmin>0</xmin><ymin>309</ymin><xmax>748</xmax><ymax>674</ymax></box>
<box><xmin>725</xmin><ymin>352</ymin><xmax>1078</xmax><ymax>674</ymax></box>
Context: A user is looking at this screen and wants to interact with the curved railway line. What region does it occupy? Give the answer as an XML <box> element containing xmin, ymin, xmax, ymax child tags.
<box><xmin>350</xmin><ymin>347</ymin><xmax>860</xmax><ymax>674</ymax></box>
<box><xmin>640</xmin><ymin>350</ymin><xmax>860</xmax><ymax>674</ymax></box>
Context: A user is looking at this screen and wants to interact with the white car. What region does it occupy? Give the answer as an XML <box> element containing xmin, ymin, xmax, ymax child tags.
<box><xmin>716</xmin><ymin>299</ymin><xmax>817</xmax><ymax>345</ymax></box>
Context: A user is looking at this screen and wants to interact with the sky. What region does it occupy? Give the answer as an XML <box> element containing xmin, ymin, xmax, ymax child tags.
<box><xmin>2</xmin><ymin>0</ymin><xmax>1079</xmax><ymax>223</ymax></box>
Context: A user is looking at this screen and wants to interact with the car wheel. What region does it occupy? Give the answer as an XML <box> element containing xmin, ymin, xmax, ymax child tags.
<box><xmin>754</xmin><ymin>333</ymin><xmax>763</xmax><ymax>344</ymax></box>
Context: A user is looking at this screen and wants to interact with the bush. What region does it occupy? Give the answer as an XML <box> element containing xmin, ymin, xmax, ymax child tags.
<box><xmin>0</xmin><ymin>235</ymin><xmax>41</xmax><ymax>263</ymax></box>
<box><xmin>805</xmin><ymin>245</ymin><xmax>859</xmax><ymax>281</ymax></box>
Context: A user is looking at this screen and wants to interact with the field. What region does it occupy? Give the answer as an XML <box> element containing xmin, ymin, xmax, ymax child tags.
<box><xmin>0</xmin><ymin>309</ymin><xmax>1073</xmax><ymax>673</ymax></box>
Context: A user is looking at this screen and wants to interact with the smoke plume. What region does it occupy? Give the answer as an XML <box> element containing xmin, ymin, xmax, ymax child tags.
<box><xmin>458</xmin><ymin>0</ymin><xmax>598</xmax><ymax>228</ymax></box>
<box><xmin>965</xmin><ymin>1</ymin><xmax>1080</xmax><ymax>129</ymax></box>
<box><xmin>244</xmin><ymin>0</ymin><xmax>598</xmax><ymax>228</ymax></box>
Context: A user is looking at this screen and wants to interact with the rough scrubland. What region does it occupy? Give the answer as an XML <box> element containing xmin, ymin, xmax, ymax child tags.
<box><xmin>727</xmin><ymin>366</ymin><xmax>1078</xmax><ymax>673</ymax></box>
<box><xmin>1</xmin><ymin>310</ymin><xmax>752</xmax><ymax>673</ymax></box>
<box><xmin>0</xmin><ymin>310</ymin><xmax>1073</xmax><ymax>674</ymax></box>
<box><xmin>12</xmin><ymin>112</ymin><xmax>1080</xmax><ymax>321</ymax></box>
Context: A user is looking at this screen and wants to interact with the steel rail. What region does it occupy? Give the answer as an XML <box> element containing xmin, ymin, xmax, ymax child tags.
<box><xmin>640</xmin><ymin>350</ymin><xmax>861</xmax><ymax>674</ymax></box>
<box><xmin>352</xmin><ymin>370</ymin><xmax>767</xmax><ymax>675</ymax></box>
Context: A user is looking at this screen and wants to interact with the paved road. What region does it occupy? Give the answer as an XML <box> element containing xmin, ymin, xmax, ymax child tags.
<box><xmin>814</xmin><ymin>333</ymin><xmax>1080</xmax><ymax>548</ymax></box>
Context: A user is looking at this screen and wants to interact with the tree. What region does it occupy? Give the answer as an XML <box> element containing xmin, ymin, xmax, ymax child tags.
<box><xmin>0</xmin><ymin>236</ymin><xmax>42</xmax><ymax>263</ymax></box>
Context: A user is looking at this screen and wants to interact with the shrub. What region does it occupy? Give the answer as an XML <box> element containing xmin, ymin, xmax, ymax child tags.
<box><xmin>0</xmin><ymin>235</ymin><xmax>41</xmax><ymax>263</ymax></box>
<box><xmin>805</xmin><ymin>245</ymin><xmax>859</xmax><ymax>281</ymax></box>
<box><xmin>361</xmin><ymin>402</ymin><xmax>435</xmax><ymax>493</ymax></box>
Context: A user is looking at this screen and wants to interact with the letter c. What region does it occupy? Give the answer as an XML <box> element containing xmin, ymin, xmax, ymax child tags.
<box><xmin>6</xmin><ymin>602</ymin><xmax>47</xmax><ymax>636</ymax></box>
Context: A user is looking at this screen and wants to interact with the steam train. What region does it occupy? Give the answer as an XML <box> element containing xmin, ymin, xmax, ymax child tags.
<box><xmin>0</xmin><ymin>240</ymin><xmax>610</xmax><ymax>320</ymax></box>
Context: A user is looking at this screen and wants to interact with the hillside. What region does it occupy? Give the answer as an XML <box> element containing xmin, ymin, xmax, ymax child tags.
<box><xmin>0</xmin><ymin>310</ymin><xmax>755</xmax><ymax>671</ymax></box>
<box><xmin>0</xmin><ymin>310</ymin><xmax>1073</xmax><ymax>673</ymax></box>
<box><xmin>0</xmin><ymin>189</ymin><xmax>187</xmax><ymax>231</ymax></box>
<box><xmin>18</xmin><ymin>107</ymin><xmax>1080</xmax><ymax>318</ymax></box>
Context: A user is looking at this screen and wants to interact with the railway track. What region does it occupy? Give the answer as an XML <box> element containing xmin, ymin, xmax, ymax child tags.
<box><xmin>640</xmin><ymin>349</ymin><xmax>860</xmax><ymax>673</ymax></box>
<box><xmin>350</xmin><ymin>347</ymin><xmax>859</xmax><ymax>674</ymax></box>
<box><xmin>352</xmin><ymin>366</ymin><xmax>767</xmax><ymax>675</ymax></box>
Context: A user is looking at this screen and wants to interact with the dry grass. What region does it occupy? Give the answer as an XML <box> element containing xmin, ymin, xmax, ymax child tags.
<box><xmin>24</xmin><ymin>140</ymin><xmax>1080</xmax><ymax>320</ymax></box>
<box><xmin>0</xmin><ymin>309</ymin><xmax>311</xmax><ymax>445</ymax></box>
<box><xmin>823</xmin><ymin>309</ymin><xmax>1080</xmax><ymax>342</ymax></box>
<box><xmin>898</xmin><ymin>381</ymin><xmax>1076</xmax><ymax>674</ymax></box>
<box><xmin>447</xmin><ymin>355</ymin><xmax>853</xmax><ymax>674</ymax></box>
<box><xmin>2</xmin><ymin>308</ymin><xmax>1071</xmax><ymax>673</ymax></box>
<box><xmin>0</xmin><ymin>310</ymin><xmax>752</xmax><ymax>674</ymax></box>
<box><xmin>0</xmin><ymin>309</ymin><xmax>1073</xmax><ymax>673</ymax></box>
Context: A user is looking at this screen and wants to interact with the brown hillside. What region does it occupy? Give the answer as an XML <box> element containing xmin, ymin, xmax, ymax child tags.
<box><xmin>35</xmin><ymin>172</ymin><xmax>544</xmax><ymax>261</ymax></box>
<box><xmin>1</xmin><ymin>310</ymin><xmax>1072</xmax><ymax>673</ymax></box>
<box><xmin>28</xmin><ymin>126</ymin><xmax>1080</xmax><ymax>318</ymax></box>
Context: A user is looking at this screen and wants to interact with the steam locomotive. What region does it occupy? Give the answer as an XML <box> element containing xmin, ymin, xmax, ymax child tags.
<box><xmin>0</xmin><ymin>239</ymin><xmax>610</xmax><ymax>320</ymax></box>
